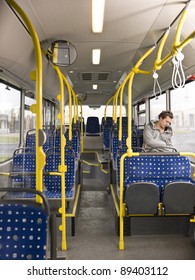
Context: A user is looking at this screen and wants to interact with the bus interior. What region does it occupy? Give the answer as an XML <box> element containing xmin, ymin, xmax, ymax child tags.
<box><xmin>0</xmin><ymin>0</ymin><xmax>195</xmax><ymax>260</ymax></box>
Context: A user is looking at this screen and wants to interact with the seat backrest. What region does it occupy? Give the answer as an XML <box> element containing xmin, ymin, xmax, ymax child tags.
<box><xmin>0</xmin><ymin>188</ymin><xmax>50</xmax><ymax>260</ymax></box>
<box><xmin>116</xmin><ymin>155</ymin><xmax>193</xmax><ymax>198</ymax></box>
<box><xmin>51</xmin><ymin>130</ymin><xmax>80</xmax><ymax>160</ymax></box>
<box><xmin>65</xmin><ymin>130</ymin><xmax>80</xmax><ymax>160</ymax></box>
<box><xmin>102</xmin><ymin>116</ymin><xmax>113</xmax><ymax>128</ymax></box>
<box><xmin>117</xmin><ymin>117</ymin><xmax>128</xmax><ymax>128</ymax></box>
<box><xmin>111</xmin><ymin>130</ymin><xmax>143</xmax><ymax>166</ymax></box>
<box><xmin>12</xmin><ymin>151</ymin><xmax>36</xmax><ymax>189</ymax></box>
<box><xmin>86</xmin><ymin>116</ymin><xmax>100</xmax><ymax>135</ymax></box>
<box><xmin>44</xmin><ymin>148</ymin><xmax>75</xmax><ymax>199</ymax></box>
<box><xmin>103</xmin><ymin>126</ymin><xmax>112</xmax><ymax>150</ymax></box>
<box><xmin>111</xmin><ymin>130</ymin><xmax>128</xmax><ymax>161</ymax></box>
<box><xmin>25</xmin><ymin>129</ymin><xmax>54</xmax><ymax>152</ymax></box>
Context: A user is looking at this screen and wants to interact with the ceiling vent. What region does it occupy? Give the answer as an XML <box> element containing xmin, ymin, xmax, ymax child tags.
<box><xmin>79</xmin><ymin>72</ymin><xmax>111</xmax><ymax>81</ymax></box>
<box><xmin>81</xmin><ymin>73</ymin><xmax>92</xmax><ymax>80</ymax></box>
<box><xmin>98</xmin><ymin>72</ymin><xmax>109</xmax><ymax>80</ymax></box>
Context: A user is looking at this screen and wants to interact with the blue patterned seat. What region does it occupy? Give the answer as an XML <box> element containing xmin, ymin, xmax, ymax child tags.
<box><xmin>116</xmin><ymin>155</ymin><xmax>194</xmax><ymax>201</ymax></box>
<box><xmin>25</xmin><ymin>129</ymin><xmax>54</xmax><ymax>152</ymax></box>
<box><xmin>111</xmin><ymin>129</ymin><xmax>143</xmax><ymax>169</ymax></box>
<box><xmin>86</xmin><ymin>116</ymin><xmax>100</xmax><ymax>136</ymax></box>
<box><xmin>44</xmin><ymin>148</ymin><xmax>76</xmax><ymax>200</ymax></box>
<box><xmin>102</xmin><ymin>117</ymin><xmax>113</xmax><ymax>150</ymax></box>
<box><xmin>11</xmin><ymin>150</ymin><xmax>36</xmax><ymax>191</ymax></box>
<box><xmin>0</xmin><ymin>188</ymin><xmax>50</xmax><ymax>260</ymax></box>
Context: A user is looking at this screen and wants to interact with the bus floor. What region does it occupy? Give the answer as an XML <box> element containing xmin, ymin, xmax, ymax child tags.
<box><xmin>56</xmin><ymin>181</ymin><xmax>195</xmax><ymax>260</ymax></box>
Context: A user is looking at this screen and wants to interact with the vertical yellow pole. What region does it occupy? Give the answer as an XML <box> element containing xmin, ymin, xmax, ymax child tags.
<box><xmin>119</xmin><ymin>46</ymin><xmax>155</xmax><ymax>250</ymax></box>
<box><xmin>71</xmin><ymin>89</ymin><xmax>78</xmax><ymax>125</ymax></box>
<box><xmin>119</xmin><ymin>84</ymin><xmax>125</xmax><ymax>143</ymax></box>
<box><xmin>54</xmin><ymin>66</ymin><xmax>67</xmax><ymax>251</ymax></box>
<box><xmin>6</xmin><ymin>0</ymin><xmax>45</xmax><ymax>203</ymax></box>
<box><xmin>119</xmin><ymin>153</ymin><xmax>126</xmax><ymax>250</ymax></box>
<box><xmin>62</xmin><ymin>75</ymin><xmax>72</xmax><ymax>142</ymax></box>
<box><xmin>126</xmin><ymin>72</ymin><xmax>134</xmax><ymax>154</ymax></box>
<box><xmin>104</xmin><ymin>95</ymin><xmax>114</xmax><ymax>122</ymax></box>
<box><xmin>79</xmin><ymin>100</ymin><xmax>84</xmax><ymax>152</ymax></box>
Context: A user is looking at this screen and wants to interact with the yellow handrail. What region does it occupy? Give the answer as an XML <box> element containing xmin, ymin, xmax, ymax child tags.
<box><xmin>62</xmin><ymin>74</ymin><xmax>72</xmax><ymax>142</ymax></box>
<box><xmin>126</xmin><ymin>46</ymin><xmax>156</xmax><ymax>153</ymax></box>
<box><xmin>118</xmin><ymin>2</ymin><xmax>195</xmax><ymax>249</ymax></box>
<box><xmin>78</xmin><ymin>100</ymin><xmax>84</xmax><ymax>152</ymax></box>
<box><xmin>72</xmin><ymin>88</ymin><xmax>78</xmax><ymax>125</ymax></box>
<box><xmin>154</xmin><ymin>28</ymin><xmax>170</xmax><ymax>71</ymax></box>
<box><xmin>6</xmin><ymin>0</ymin><xmax>45</xmax><ymax>203</ymax></box>
<box><xmin>119</xmin><ymin>152</ymin><xmax>139</xmax><ymax>250</ymax></box>
<box><xmin>155</xmin><ymin>3</ymin><xmax>195</xmax><ymax>69</ymax></box>
<box><xmin>118</xmin><ymin>83</ymin><xmax>125</xmax><ymax>142</ymax></box>
<box><xmin>113</xmin><ymin>87</ymin><xmax>120</xmax><ymax>124</ymax></box>
<box><xmin>53</xmin><ymin>66</ymin><xmax>67</xmax><ymax>251</ymax></box>
<box><xmin>104</xmin><ymin>95</ymin><xmax>114</xmax><ymax>122</ymax></box>
<box><xmin>173</xmin><ymin>2</ymin><xmax>191</xmax><ymax>52</ymax></box>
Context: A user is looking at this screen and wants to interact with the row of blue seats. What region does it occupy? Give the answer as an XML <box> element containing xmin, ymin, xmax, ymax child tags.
<box><xmin>0</xmin><ymin>124</ymin><xmax>83</xmax><ymax>260</ymax></box>
<box><xmin>26</xmin><ymin>128</ymin><xmax>81</xmax><ymax>161</ymax></box>
<box><xmin>22</xmin><ymin>127</ymin><xmax>81</xmax><ymax>200</ymax></box>
<box><xmin>11</xmin><ymin>147</ymin><xmax>76</xmax><ymax>200</ymax></box>
<box><xmin>1</xmin><ymin>124</ymin><xmax>83</xmax><ymax>260</ymax></box>
<box><xmin>116</xmin><ymin>153</ymin><xmax>195</xmax><ymax>215</ymax></box>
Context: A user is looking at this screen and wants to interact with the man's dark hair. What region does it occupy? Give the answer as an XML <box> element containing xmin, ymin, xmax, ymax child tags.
<box><xmin>158</xmin><ymin>110</ymin><xmax>173</xmax><ymax>120</ymax></box>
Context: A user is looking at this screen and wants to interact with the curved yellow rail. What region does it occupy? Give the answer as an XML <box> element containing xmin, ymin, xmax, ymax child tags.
<box><xmin>6</xmin><ymin>0</ymin><xmax>45</xmax><ymax>203</ymax></box>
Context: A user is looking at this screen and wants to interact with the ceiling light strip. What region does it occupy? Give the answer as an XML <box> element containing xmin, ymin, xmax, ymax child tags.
<box><xmin>92</xmin><ymin>0</ymin><xmax>105</xmax><ymax>33</ymax></box>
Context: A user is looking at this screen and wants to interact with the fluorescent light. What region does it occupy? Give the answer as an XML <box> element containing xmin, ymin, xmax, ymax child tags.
<box><xmin>93</xmin><ymin>84</ymin><xmax>98</xmax><ymax>90</ymax></box>
<box><xmin>92</xmin><ymin>0</ymin><xmax>105</xmax><ymax>33</ymax></box>
<box><xmin>92</xmin><ymin>49</ymin><xmax>101</xmax><ymax>65</ymax></box>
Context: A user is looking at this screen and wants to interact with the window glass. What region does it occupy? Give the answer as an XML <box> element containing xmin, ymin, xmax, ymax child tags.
<box><xmin>65</xmin><ymin>105</ymin><xmax>127</xmax><ymax>125</ymax></box>
<box><xmin>150</xmin><ymin>94</ymin><xmax>166</xmax><ymax>121</ymax></box>
<box><xmin>137</xmin><ymin>102</ymin><xmax>146</xmax><ymax>127</ymax></box>
<box><xmin>44</xmin><ymin>101</ymin><xmax>52</xmax><ymax>128</ymax></box>
<box><xmin>0</xmin><ymin>83</ymin><xmax>20</xmax><ymax>161</ymax></box>
<box><xmin>138</xmin><ymin>112</ymin><xmax>146</xmax><ymax>127</ymax></box>
<box><xmin>138</xmin><ymin>103</ymin><xmax>145</xmax><ymax>111</ymax></box>
<box><xmin>24</xmin><ymin>96</ymin><xmax>36</xmax><ymax>134</ymax></box>
<box><xmin>171</xmin><ymin>81</ymin><xmax>195</xmax><ymax>153</ymax></box>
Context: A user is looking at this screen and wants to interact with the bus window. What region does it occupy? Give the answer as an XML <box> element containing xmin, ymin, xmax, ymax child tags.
<box><xmin>171</xmin><ymin>81</ymin><xmax>195</xmax><ymax>153</ymax></box>
<box><xmin>24</xmin><ymin>95</ymin><xmax>36</xmax><ymax>133</ymax></box>
<box><xmin>150</xmin><ymin>94</ymin><xmax>166</xmax><ymax>120</ymax></box>
<box><xmin>64</xmin><ymin>105</ymin><xmax>127</xmax><ymax>125</ymax></box>
<box><xmin>82</xmin><ymin>105</ymin><xmax>127</xmax><ymax>123</ymax></box>
<box><xmin>0</xmin><ymin>83</ymin><xmax>20</xmax><ymax>162</ymax></box>
<box><xmin>137</xmin><ymin>103</ymin><xmax>146</xmax><ymax>127</ymax></box>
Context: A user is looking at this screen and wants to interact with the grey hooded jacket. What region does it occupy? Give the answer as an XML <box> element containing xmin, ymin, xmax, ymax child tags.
<box><xmin>143</xmin><ymin>120</ymin><xmax>174</xmax><ymax>152</ymax></box>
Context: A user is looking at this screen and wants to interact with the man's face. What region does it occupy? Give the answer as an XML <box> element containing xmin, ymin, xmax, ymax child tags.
<box><xmin>159</xmin><ymin>116</ymin><xmax>172</xmax><ymax>129</ymax></box>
